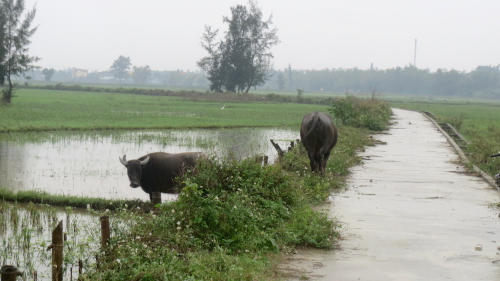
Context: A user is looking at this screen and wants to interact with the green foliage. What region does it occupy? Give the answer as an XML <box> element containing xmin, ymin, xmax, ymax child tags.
<box><xmin>442</xmin><ymin>113</ymin><xmax>465</xmax><ymax>130</ymax></box>
<box><xmin>283</xmin><ymin>206</ymin><xmax>337</xmax><ymax>248</ymax></box>
<box><xmin>42</xmin><ymin>68</ymin><xmax>55</xmax><ymax>82</ymax></box>
<box><xmin>83</xmin><ymin>158</ymin><xmax>346</xmax><ymax>280</ymax></box>
<box><xmin>464</xmin><ymin>127</ymin><xmax>500</xmax><ymax>176</ymax></box>
<box><xmin>130</xmin><ymin>159</ymin><xmax>336</xmax><ymax>254</ymax></box>
<box><xmin>110</xmin><ymin>55</ymin><xmax>131</xmax><ymax>82</ymax></box>
<box><xmin>198</xmin><ymin>1</ymin><xmax>279</xmax><ymax>93</ymax></box>
<box><xmin>132</xmin><ymin>65</ymin><xmax>152</xmax><ymax>84</ymax></box>
<box><xmin>329</xmin><ymin>96</ymin><xmax>392</xmax><ymax>130</ymax></box>
<box><xmin>265</xmin><ymin>65</ymin><xmax>500</xmax><ymax>98</ymax></box>
<box><xmin>0</xmin><ymin>0</ymin><xmax>39</xmax><ymax>103</ymax></box>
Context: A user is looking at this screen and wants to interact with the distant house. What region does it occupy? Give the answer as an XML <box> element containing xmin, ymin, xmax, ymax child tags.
<box><xmin>71</xmin><ymin>68</ymin><xmax>88</xmax><ymax>79</ymax></box>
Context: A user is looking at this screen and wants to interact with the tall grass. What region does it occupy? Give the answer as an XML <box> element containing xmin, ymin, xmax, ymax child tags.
<box><xmin>329</xmin><ymin>96</ymin><xmax>392</xmax><ymax>130</ymax></box>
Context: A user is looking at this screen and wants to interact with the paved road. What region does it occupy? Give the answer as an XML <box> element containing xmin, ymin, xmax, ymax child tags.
<box><xmin>283</xmin><ymin>109</ymin><xmax>500</xmax><ymax>281</ymax></box>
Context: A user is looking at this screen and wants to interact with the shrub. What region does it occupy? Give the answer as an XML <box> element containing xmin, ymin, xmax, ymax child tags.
<box><xmin>329</xmin><ymin>96</ymin><xmax>392</xmax><ymax>130</ymax></box>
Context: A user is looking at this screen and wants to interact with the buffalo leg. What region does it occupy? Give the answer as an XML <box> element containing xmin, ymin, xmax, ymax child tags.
<box><xmin>321</xmin><ymin>150</ymin><xmax>331</xmax><ymax>174</ymax></box>
<box><xmin>307</xmin><ymin>151</ymin><xmax>316</xmax><ymax>172</ymax></box>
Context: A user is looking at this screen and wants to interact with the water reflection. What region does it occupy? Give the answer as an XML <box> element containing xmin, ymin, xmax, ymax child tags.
<box><xmin>0</xmin><ymin>128</ymin><xmax>298</xmax><ymax>200</ymax></box>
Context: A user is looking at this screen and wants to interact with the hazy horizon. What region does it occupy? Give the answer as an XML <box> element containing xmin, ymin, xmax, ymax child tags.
<box><xmin>26</xmin><ymin>0</ymin><xmax>500</xmax><ymax>72</ymax></box>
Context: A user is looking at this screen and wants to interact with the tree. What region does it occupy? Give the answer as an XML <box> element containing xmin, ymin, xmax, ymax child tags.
<box><xmin>110</xmin><ymin>55</ymin><xmax>131</xmax><ymax>83</ymax></box>
<box><xmin>42</xmin><ymin>68</ymin><xmax>55</xmax><ymax>82</ymax></box>
<box><xmin>198</xmin><ymin>1</ymin><xmax>279</xmax><ymax>93</ymax></box>
<box><xmin>276</xmin><ymin>71</ymin><xmax>285</xmax><ymax>91</ymax></box>
<box><xmin>132</xmin><ymin>65</ymin><xmax>151</xmax><ymax>84</ymax></box>
<box><xmin>0</xmin><ymin>0</ymin><xmax>39</xmax><ymax>104</ymax></box>
<box><xmin>0</xmin><ymin>5</ymin><xmax>5</xmax><ymax>86</ymax></box>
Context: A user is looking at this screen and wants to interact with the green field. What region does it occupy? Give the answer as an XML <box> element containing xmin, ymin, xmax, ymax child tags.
<box><xmin>0</xmin><ymin>88</ymin><xmax>392</xmax><ymax>280</ymax></box>
<box><xmin>0</xmin><ymin>88</ymin><xmax>328</xmax><ymax>132</ymax></box>
<box><xmin>392</xmin><ymin>99</ymin><xmax>500</xmax><ymax>177</ymax></box>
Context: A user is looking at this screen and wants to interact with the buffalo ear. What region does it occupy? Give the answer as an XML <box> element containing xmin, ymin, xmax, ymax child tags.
<box><xmin>119</xmin><ymin>155</ymin><xmax>128</xmax><ymax>167</ymax></box>
<box><xmin>140</xmin><ymin>155</ymin><xmax>150</xmax><ymax>166</ymax></box>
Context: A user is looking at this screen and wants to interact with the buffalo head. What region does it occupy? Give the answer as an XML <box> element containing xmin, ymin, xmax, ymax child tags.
<box><xmin>119</xmin><ymin>154</ymin><xmax>150</xmax><ymax>188</ymax></box>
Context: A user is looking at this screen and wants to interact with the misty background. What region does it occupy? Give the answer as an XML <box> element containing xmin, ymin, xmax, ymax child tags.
<box><xmin>19</xmin><ymin>0</ymin><xmax>500</xmax><ymax>98</ymax></box>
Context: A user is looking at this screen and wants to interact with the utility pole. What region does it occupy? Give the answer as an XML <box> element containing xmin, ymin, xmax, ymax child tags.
<box><xmin>414</xmin><ymin>38</ymin><xmax>418</xmax><ymax>67</ymax></box>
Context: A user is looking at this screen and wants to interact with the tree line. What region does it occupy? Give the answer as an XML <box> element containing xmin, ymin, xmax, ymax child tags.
<box><xmin>264</xmin><ymin>65</ymin><xmax>500</xmax><ymax>99</ymax></box>
<box><xmin>25</xmin><ymin>65</ymin><xmax>500</xmax><ymax>99</ymax></box>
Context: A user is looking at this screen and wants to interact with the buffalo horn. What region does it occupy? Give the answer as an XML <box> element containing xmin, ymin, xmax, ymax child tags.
<box><xmin>119</xmin><ymin>155</ymin><xmax>128</xmax><ymax>166</ymax></box>
<box><xmin>140</xmin><ymin>155</ymin><xmax>150</xmax><ymax>165</ymax></box>
<box><xmin>491</xmin><ymin>152</ymin><xmax>500</xmax><ymax>158</ymax></box>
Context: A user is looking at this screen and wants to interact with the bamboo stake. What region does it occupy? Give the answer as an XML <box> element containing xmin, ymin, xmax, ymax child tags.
<box><xmin>50</xmin><ymin>221</ymin><xmax>63</xmax><ymax>281</ymax></box>
<box><xmin>100</xmin><ymin>216</ymin><xmax>110</xmax><ymax>251</ymax></box>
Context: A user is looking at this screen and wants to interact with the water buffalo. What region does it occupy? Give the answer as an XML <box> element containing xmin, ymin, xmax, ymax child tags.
<box><xmin>119</xmin><ymin>152</ymin><xmax>204</xmax><ymax>201</ymax></box>
<box><xmin>300</xmin><ymin>112</ymin><xmax>338</xmax><ymax>174</ymax></box>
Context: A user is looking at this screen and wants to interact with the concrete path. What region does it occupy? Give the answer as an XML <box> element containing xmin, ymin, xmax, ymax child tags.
<box><xmin>283</xmin><ymin>109</ymin><xmax>500</xmax><ymax>281</ymax></box>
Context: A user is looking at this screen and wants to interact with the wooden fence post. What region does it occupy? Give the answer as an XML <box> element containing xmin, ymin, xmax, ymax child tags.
<box><xmin>0</xmin><ymin>265</ymin><xmax>22</xmax><ymax>281</ymax></box>
<box><xmin>100</xmin><ymin>216</ymin><xmax>110</xmax><ymax>251</ymax></box>
<box><xmin>270</xmin><ymin>139</ymin><xmax>284</xmax><ymax>158</ymax></box>
<box><xmin>263</xmin><ymin>155</ymin><xmax>268</xmax><ymax>165</ymax></box>
<box><xmin>51</xmin><ymin>221</ymin><xmax>63</xmax><ymax>281</ymax></box>
<box><xmin>78</xmin><ymin>260</ymin><xmax>83</xmax><ymax>276</ymax></box>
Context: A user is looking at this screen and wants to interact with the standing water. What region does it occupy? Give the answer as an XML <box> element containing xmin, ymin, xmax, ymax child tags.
<box><xmin>0</xmin><ymin>128</ymin><xmax>298</xmax><ymax>200</ymax></box>
<box><xmin>0</xmin><ymin>201</ymin><xmax>102</xmax><ymax>280</ymax></box>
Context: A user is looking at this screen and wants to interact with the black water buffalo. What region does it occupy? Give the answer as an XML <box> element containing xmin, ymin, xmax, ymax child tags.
<box><xmin>300</xmin><ymin>112</ymin><xmax>338</xmax><ymax>174</ymax></box>
<box><xmin>119</xmin><ymin>152</ymin><xmax>204</xmax><ymax>200</ymax></box>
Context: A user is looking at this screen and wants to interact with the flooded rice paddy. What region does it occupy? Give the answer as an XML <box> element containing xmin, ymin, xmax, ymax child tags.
<box><xmin>0</xmin><ymin>201</ymin><xmax>102</xmax><ymax>280</ymax></box>
<box><xmin>0</xmin><ymin>127</ymin><xmax>298</xmax><ymax>201</ymax></box>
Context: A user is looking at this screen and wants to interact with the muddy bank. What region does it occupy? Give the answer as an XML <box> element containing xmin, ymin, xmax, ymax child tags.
<box><xmin>282</xmin><ymin>108</ymin><xmax>500</xmax><ymax>281</ymax></box>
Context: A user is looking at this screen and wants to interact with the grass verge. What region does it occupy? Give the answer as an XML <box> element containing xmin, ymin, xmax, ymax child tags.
<box><xmin>0</xmin><ymin>188</ymin><xmax>150</xmax><ymax>210</ymax></box>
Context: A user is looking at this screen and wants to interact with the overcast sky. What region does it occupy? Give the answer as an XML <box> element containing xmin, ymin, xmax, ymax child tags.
<box><xmin>25</xmin><ymin>0</ymin><xmax>500</xmax><ymax>72</ymax></box>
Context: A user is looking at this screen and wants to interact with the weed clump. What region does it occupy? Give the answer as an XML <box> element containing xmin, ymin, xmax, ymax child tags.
<box><xmin>464</xmin><ymin>126</ymin><xmax>500</xmax><ymax>176</ymax></box>
<box><xmin>329</xmin><ymin>96</ymin><xmax>392</xmax><ymax>131</ymax></box>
